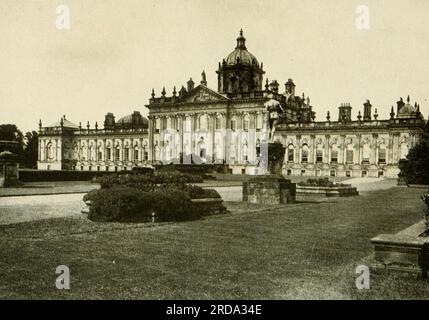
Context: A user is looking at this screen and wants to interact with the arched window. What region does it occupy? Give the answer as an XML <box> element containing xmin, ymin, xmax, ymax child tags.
<box><xmin>316</xmin><ymin>144</ymin><xmax>323</xmax><ymax>163</ymax></box>
<box><xmin>115</xmin><ymin>146</ymin><xmax>120</xmax><ymax>161</ymax></box>
<box><xmin>301</xmin><ymin>144</ymin><xmax>309</xmax><ymax>163</ymax></box>
<box><xmin>287</xmin><ymin>144</ymin><xmax>294</xmax><ymax>162</ymax></box>
<box><xmin>134</xmin><ymin>145</ymin><xmax>139</xmax><ymax>161</ymax></box>
<box><xmin>243</xmin><ymin>116</ymin><xmax>250</xmax><ymax>131</ymax></box>
<box><xmin>97</xmin><ymin>145</ymin><xmax>103</xmax><ymax>161</ymax></box>
<box><xmin>378</xmin><ymin>144</ymin><xmax>387</xmax><ymax>164</ymax></box>
<box><xmin>106</xmin><ymin>147</ymin><xmax>111</xmax><ymax>161</ymax></box>
<box><xmin>362</xmin><ymin>143</ymin><xmax>370</xmax><ymax>164</ymax></box>
<box><xmin>230</xmin><ymin>119</ymin><xmax>237</xmax><ymax>131</ymax></box>
<box><xmin>331</xmin><ymin>145</ymin><xmax>338</xmax><ymax>163</ymax></box>
<box><xmin>346</xmin><ymin>144</ymin><xmax>354</xmax><ymax>164</ymax></box>
<box><xmin>215</xmin><ymin>116</ymin><xmax>222</xmax><ymax>130</ymax></box>
<box><xmin>124</xmin><ymin>147</ymin><xmax>130</xmax><ymax>161</ymax></box>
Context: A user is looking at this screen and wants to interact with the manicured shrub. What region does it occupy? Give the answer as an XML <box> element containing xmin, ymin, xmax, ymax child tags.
<box><xmin>84</xmin><ymin>186</ymin><xmax>200</xmax><ymax>222</ymax></box>
<box><xmin>181</xmin><ymin>185</ymin><xmax>221</xmax><ymax>199</ymax></box>
<box><xmin>84</xmin><ymin>187</ymin><xmax>152</xmax><ymax>222</ymax></box>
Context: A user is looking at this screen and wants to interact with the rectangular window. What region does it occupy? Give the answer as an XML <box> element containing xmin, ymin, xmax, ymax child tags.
<box><xmin>331</xmin><ymin>150</ymin><xmax>338</xmax><ymax>163</ymax></box>
<box><xmin>288</xmin><ymin>148</ymin><xmax>294</xmax><ymax>162</ymax></box>
<box><xmin>124</xmin><ymin>148</ymin><xmax>129</xmax><ymax>161</ymax></box>
<box><xmin>346</xmin><ymin>170</ymin><xmax>351</xmax><ymax>177</ymax></box>
<box><xmin>346</xmin><ymin>150</ymin><xmax>354</xmax><ymax>163</ymax></box>
<box><xmin>316</xmin><ymin>150</ymin><xmax>323</xmax><ymax>162</ymax></box>
<box><xmin>330</xmin><ymin>170</ymin><xmax>336</xmax><ymax>177</ymax></box>
<box><xmin>144</xmin><ymin>151</ymin><xmax>148</xmax><ymax>160</ymax></box>
<box><xmin>106</xmin><ymin>148</ymin><xmax>111</xmax><ymax>161</ymax></box>
<box><xmin>98</xmin><ymin>151</ymin><xmax>103</xmax><ymax>160</ymax></box>
<box><xmin>215</xmin><ymin>118</ymin><xmax>221</xmax><ymax>130</ymax></box>
<box><xmin>287</xmin><ymin>169</ymin><xmax>292</xmax><ymax>176</ymax></box>
<box><xmin>243</xmin><ymin>120</ymin><xmax>249</xmax><ymax>131</ymax></box>
<box><xmin>301</xmin><ymin>151</ymin><xmax>308</xmax><ymax>163</ymax></box>
<box><xmin>301</xmin><ymin>170</ymin><xmax>306</xmax><ymax>176</ymax></box>
<box><xmin>378</xmin><ymin>149</ymin><xmax>386</xmax><ymax>164</ymax></box>
<box><xmin>115</xmin><ymin>149</ymin><xmax>120</xmax><ymax>161</ymax></box>
<box><xmin>134</xmin><ymin>149</ymin><xmax>139</xmax><ymax>161</ymax></box>
<box><xmin>231</xmin><ymin>120</ymin><xmax>236</xmax><ymax>131</ymax></box>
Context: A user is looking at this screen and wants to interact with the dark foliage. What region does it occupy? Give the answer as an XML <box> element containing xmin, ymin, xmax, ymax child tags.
<box><xmin>83</xmin><ymin>186</ymin><xmax>200</xmax><ymax>222</ymax></box>
<box><xmin>399</xmin><ymin>133</ymin><xmax>429</xmax><ymax>185</ymax></box>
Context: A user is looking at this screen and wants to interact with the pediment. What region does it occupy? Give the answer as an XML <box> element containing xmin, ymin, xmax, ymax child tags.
<box><xmin>182</xmin><ymin>85</ymin><xmax>229</xmax><ymax>103</ymax></box>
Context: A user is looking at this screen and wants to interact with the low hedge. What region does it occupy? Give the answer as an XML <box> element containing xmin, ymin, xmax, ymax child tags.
<box><xmin>19</xmin><ymin>168</ymin><xmax>154</xmax><ymax>182</ymax></box>
<box><xmin>96</xmin><ymin>172</ymin><xmax>203</xmax><ymax>189</ymax></box>
<box><xmin>83</xmin><ymin>186</ymin><xmax>200</xmax><ymax>222</ymax></box>
<box><xmin>298</xmin><ymin>178</ymin><xmax>347</xmax><ymax>187</ymax></box>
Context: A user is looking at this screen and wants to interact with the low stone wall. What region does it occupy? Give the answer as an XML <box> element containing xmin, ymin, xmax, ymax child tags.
<box><xmin>296</xmin><ymin>185</ymin><xmax>358</xmax><ymax>201</ymax></box>
<box><xmin>243</xmin><ymin>175</ymin><xmax>296</xmax><ymax>205</ymax></box>
<box><xmin>371</xmin><ymin>221</ymin><xmax>429</xmax><ymax>278</ymax></box>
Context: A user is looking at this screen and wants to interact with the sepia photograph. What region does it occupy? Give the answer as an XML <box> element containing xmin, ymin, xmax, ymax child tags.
<box><xmin>0</xmin><ymin>0</ymin><xmax>428</xmax><ymax>308</ymax></box>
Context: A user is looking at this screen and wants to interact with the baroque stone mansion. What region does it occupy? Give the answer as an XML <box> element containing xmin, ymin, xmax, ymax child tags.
<box><xmin>37</xmin><ymin>30</ymin><xmax>428</xmax><ymax>178</ymax></box>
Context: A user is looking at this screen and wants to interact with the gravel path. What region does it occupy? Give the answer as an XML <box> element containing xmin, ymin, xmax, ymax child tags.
<box><xmin>0</xmin><ymin>193</ymin><xmax>86</xmax><ymax>225</ymax></box>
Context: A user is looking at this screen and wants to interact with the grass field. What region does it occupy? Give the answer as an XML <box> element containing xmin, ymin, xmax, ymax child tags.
<box><xmin>0</xmin><ymin>186</ymin><xmax>428</xmax><ymax>299</ymax></box>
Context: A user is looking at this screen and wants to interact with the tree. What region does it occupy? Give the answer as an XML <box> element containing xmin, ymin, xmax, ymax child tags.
<box><xmin>0</xmin><ymin>124</ymin><xmax>24</xmax><ymax>154</ymax></box>
<box><xmin>399</xmin><ymin>133</ymin><xmax>429</xmax><ymax>185</ymax></box>
<box><xmin>22</xmin><ymin>131</ymin><xmax>39</xmax><ymax>168</ymax></box>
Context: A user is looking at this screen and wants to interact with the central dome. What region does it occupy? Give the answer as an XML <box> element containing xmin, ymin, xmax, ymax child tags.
<box><xmin>225</xmin><ymin>29</ymin><xmax>259</xmax><ymax>66</ymax></box>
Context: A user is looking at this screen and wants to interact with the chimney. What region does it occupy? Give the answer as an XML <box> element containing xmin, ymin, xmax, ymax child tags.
<box><xmin>104</xmin><ymin>112</ymin><xmax>115</xmax><ymax>129</ymax></box>
<box><xmin>338</xmin><ymin>103</ymin><xmax>352</xmax><ymax>122</ymax></box>
<box><xmin>187</xmin><ymin>78</ymin><xmax>195</xmax><ymax>92</ymax></box>
<box><xmin>285</xmin><ymin>79</ymin><xmax>296</xmax><ymax>97</ymax></box>
<box><xmin>363</xmin><ymin>99</ymin><xmax>372</xmax><ymax>121</ymax></box>
<box><xmin>269</xmin><ymin>80</ymin><xmax>279</xmax><ymax>93</ymax></box>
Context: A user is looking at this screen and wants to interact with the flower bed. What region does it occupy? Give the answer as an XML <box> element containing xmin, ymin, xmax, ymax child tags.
<box><xmin>296</xmin><ymin>178</ymin><xmax>358</xmax><ymax>201</ymax></box>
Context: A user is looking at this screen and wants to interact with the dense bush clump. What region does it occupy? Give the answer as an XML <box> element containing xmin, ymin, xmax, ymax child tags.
<box><xmin>83</xmin><ymin>187</ymin><xmax>200</xmax><ymax>222</ymax></box>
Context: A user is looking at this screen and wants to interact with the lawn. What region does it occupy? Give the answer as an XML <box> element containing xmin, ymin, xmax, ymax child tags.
<box><xmin>0</xmin><ymin>186</ymin><xmax>428</xmax><ymax>299</ymax></box>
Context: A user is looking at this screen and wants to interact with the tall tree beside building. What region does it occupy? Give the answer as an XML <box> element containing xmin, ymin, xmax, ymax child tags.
<box><xmin>399</xmin><ymin>133</ymin><xmax>429</xmax><ymax>185</ymax></box>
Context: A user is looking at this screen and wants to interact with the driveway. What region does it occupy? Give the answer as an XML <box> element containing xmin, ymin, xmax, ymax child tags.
<box><xmin>0</xmin><ymin>193</ymin><xmax>86</xmax><ymax>225</ymax></box>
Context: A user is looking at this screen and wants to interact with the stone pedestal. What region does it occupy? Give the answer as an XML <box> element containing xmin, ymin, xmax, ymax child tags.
<box><xmin>0</xmin><ymin>151</ymin><xmax>20</xmax><ymax>188</ymax></box>
<box><xmin>243</xmin><ymin>175</ymin><xmax>296</xmax><ymax>205</ymax></box>
<box><xmin>371</xmin><ymin>221</ymin><xmax>429</xmax><ymax>278</ymax></box>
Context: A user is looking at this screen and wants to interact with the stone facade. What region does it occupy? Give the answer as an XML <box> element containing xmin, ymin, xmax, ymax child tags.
<box><xmin>275</xmin><ymin>98</ymin><xmax>426</xmax><ymax>178</ymax></box>
<box><xmin>37</xmin><ymin>30</ymin><xmax>427</xmax><ymax>177</ymax></box>
<box><xmin>38</xmin><ymin>112</ymin><xmax>150</xmax><ymax>171</ymax></box>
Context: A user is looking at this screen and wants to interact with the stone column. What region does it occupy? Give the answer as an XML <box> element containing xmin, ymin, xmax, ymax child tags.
<box><xmin>325</xmin><ymin>135</ymin><xmax>330</xmax><ymax>164</ymax></box>
<box><xmin>296</xmin><ymin>135</ymin><xmax>301</xmax><ymax>164</ymax></box>
<box><xmin>372</xmin><ymin>133</ymin><xmax>378</xmax><ymax>165</ymax></box>
<box><xmin>148</xmin><ymin>115</ymin><xmax>154</xmax><ymax>162</ymax></box>
<box><xmin>311</xmin><ymin>135</ymin><xmax>316</xmax><ymax>164</ymax></box>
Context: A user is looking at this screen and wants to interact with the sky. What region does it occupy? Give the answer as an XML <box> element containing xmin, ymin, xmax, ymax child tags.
<box><xmin>0</xmin><ymin>0</ymin><xmax>428</xmax><ymax>133</ymax></box>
